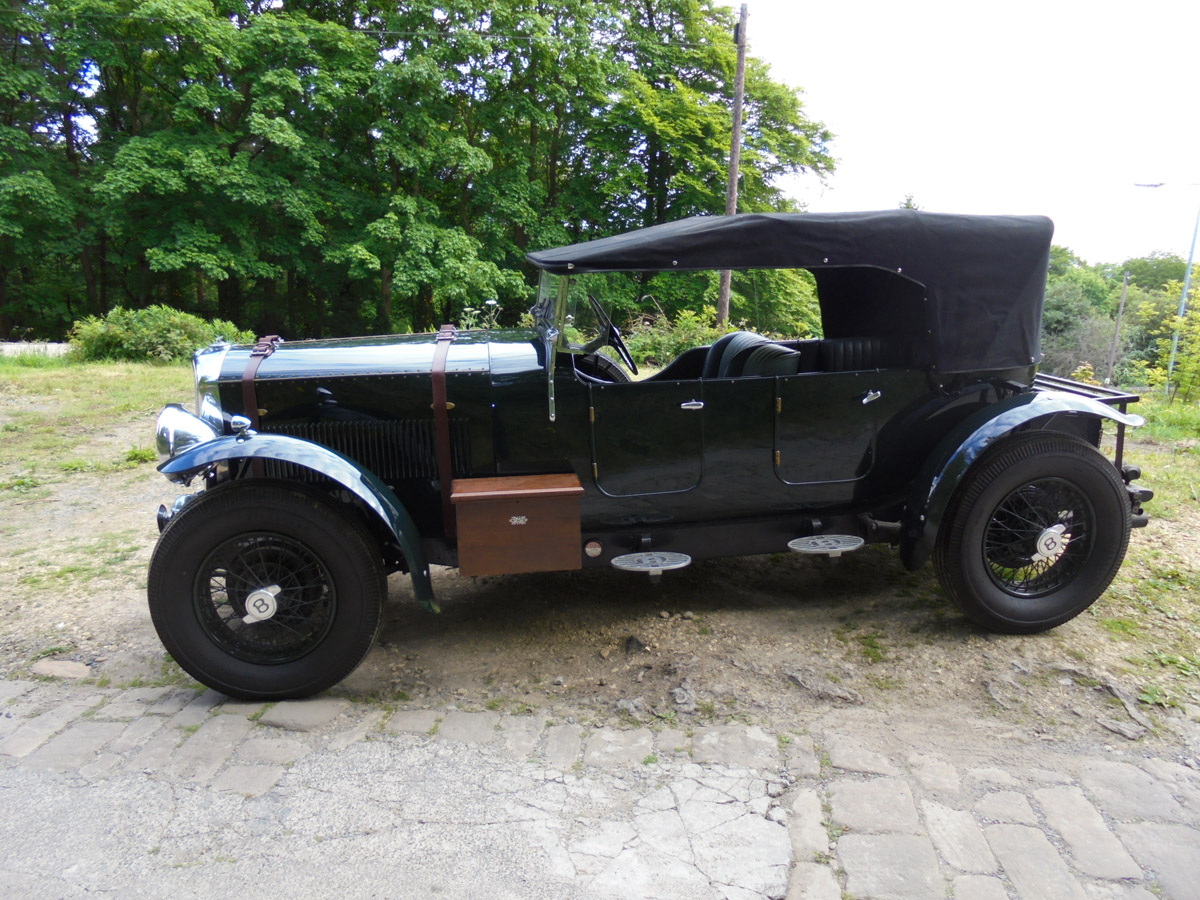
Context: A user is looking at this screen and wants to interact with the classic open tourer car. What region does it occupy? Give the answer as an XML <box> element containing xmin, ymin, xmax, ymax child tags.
<box><xmin>151</xmin><ymin>210</ymin><xmax>1152</xmax><ymax>700</ymax></box>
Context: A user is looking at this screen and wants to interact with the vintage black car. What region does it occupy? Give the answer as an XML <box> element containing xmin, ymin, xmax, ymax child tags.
<box><xmin>151</xmin><ymin>211</ymin><xmax>1151</xmax><ymax>700</ymax></box>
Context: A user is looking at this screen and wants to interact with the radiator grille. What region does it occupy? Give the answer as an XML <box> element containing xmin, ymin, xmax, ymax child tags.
<box><xmin>262</xmin><ymin>419</ymin><xmax>471</xmax><ymax>480</ymax></box>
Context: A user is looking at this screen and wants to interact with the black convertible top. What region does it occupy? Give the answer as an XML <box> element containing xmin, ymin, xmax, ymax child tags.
<box><xmin>527</xmin><ymin>211</ymin><xmax>1055</xmax><ymax>374</ymax></box>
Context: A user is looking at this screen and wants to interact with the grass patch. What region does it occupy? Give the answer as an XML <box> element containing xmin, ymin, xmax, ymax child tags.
<box><xmin>0</xmin><ymin>359</ymin><xmax>192</xmax><ymax>479</ymax></box>
<box><xmin>15</xmin><ymin>530</ymin><xmax>142</xmax><ymax>589</ymax></box>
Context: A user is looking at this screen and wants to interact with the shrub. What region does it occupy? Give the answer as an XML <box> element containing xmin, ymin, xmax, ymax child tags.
<box><xmin>68</xmin><ymin>306</ymin><xmax>255</xmax><ymax>363</ymax></box>
<box><xmin>623</xmin><ymin>307</ymin><xmax>730</xmax><ymax>368</ymax></box>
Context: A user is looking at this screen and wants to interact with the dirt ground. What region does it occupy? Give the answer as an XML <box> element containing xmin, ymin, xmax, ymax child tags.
<box><xmin>1</xmin><ymin>405</ymin><xmax>1197</xmax><ymax>753</ymax></box>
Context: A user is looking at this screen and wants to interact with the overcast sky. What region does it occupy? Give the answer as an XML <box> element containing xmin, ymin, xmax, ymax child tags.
<box><xmin>720</xmin><ymin>0</ymin><xmax>1200</xmax><ymax>266</ymax></box>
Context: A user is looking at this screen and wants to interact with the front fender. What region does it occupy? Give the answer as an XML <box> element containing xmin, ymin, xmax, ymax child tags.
<box><xmin>158</xmin><ymin>433</ymin><xmax>436</xmax><ymax>611</ymax></box>
<box><xmin>899</xmin><ymin>390</ymin><xmax>1144</xmax><ymax>571</ymax></box>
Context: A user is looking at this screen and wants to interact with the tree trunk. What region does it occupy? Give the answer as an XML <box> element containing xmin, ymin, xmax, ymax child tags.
<box><xmin>216</xmin><ymin>276</ymin><xmax>241</xmax><ymax>323</ymax></box>
<box><xmin>379</xmin><ymin>264</ymin><xmax>393</xmax><ymax>333</ymax></box>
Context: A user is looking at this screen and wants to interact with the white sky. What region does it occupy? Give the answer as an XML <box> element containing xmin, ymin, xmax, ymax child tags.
<box><xmin>721</xmin><ymin>0</ymin><xmax>1200</xmax><ymax>266</ymax></box>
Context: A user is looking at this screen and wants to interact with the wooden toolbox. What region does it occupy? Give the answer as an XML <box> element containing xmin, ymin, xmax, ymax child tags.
<box><xmin>451</xmin><ymin>473</ymin><xmax>585</xmax><ymax>576</ymax></box>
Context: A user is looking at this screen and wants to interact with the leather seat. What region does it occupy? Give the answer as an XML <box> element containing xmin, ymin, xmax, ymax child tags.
<box><xmin>817</xmin><ymin>337</ymin><xmax>900</xmax><ymax>372</ymax></box>
<box><xmin>739</xmin><ymin>344</ymin><xmax>804</xmax><ymax>377</ymax></box>
<box><xmin>702</xmin><ymin>331</ymin><xmax>769</xmax><ymax>378</ymax></box>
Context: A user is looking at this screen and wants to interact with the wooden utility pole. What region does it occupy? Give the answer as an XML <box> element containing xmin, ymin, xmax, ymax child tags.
<box><xmin>1105</xmin><ymin>271</ymin><xmax>1131</xmax><ymax>384</ymax></box>
<box><xmin>717</xmin><ymin>4</ymin><xmax>748</xmax><ymax>326</ymax></box>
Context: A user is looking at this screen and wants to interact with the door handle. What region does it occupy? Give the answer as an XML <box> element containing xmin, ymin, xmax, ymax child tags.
<box><xmin>680</xmin><ymin>400</ymin><xmax>704</xmax><ymax>410</ymax></box>
<box><xmin>862</xmin><ymin>390</ymin><xmax>881</xmax><ymax>405</ymax></box>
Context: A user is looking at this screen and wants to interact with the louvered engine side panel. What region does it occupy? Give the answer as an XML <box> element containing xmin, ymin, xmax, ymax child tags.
<box><xmin>260</xmin><ymin>420</ymin><xmax>472</xmax><ymax>481</ymax></box>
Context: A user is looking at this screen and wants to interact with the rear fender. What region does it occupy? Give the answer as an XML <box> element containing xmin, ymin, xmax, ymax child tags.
<box><xmin>158</xmin><ymin>433</ymin><xmax>436</xmax><ymax>611</ymax></box>
<box><xmin>900</xmin><ymin>391</ymin><xmax>1144</xmax><ymax>571</ymax></box>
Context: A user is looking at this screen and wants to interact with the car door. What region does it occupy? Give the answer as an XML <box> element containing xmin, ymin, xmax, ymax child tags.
<box><xmin>773</xmin><ymin>372</ymin><xmax>880</xmax><ymax>485</ymax></box>
<box><xmin>588</xmin><ymin>381</ymin><xmax>704</xmax><ymax>497</ymax></box>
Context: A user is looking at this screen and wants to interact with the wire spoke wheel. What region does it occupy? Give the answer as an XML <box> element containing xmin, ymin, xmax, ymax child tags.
<box><xmin>934</xmin><ymin>434</ymin><xmax>1130</xmax><ymax>634</ymax></box>
<box><xmin>982</xmin><ymin>478</ymin><xmax>1093</xmax><ymax>597</ymax></box>
<box><xmin>148</xmin><ymin>481</ymin><xmax>385</xmax><ymax>700</ymax></box>
<box><xmin>197</xmin><ymin>533</ymin><xmax>337</xmax><ymax>664</ymax></box>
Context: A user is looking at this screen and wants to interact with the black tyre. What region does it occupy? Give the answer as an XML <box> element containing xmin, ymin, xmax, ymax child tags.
<box><xmin>148</xmin><ymin>481</ymin><xmax>385</xmax><ymax>700</ymax></box>
<box><xmin>934</xmin><ymin>433</ymin><xmax>1130</xmax><ymax>634</ymax></box>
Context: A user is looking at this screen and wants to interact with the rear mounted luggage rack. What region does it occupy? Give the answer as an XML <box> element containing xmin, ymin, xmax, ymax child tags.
<box><xmin>1032</xmin><ymin>372</ymin><xmax>1141</xmax><ymax>473</ymax></box>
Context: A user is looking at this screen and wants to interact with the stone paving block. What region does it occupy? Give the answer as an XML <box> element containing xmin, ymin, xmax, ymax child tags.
<box><xmin>675</xmin><ymin>776</ymin><xmax>753</xmax><ymax>833</ymax></box>
<box><xmin>689</xmin><ymin>813</ymin><xmax>790</xmax><ymax>899</ymax></box>
<box><xmin>953</xmin><ymin>874</ymin><xmax>1009</xmax><ymax>900</ymax></box>
<box><xmin>784</xmin><ymin>733</ymin><xmax>820</xmax><ymax>777</ymax></box>
<box><xmin>218</xmin><ymin>700</ymin><xmax>266</xmax><ymax>717</ymax></box>
<box><xmin>790</xmin><ymin>789</ymin><xmax>830</xmax><ymax>860</ymax></box>
<box><xmin>257</xmin><ymin>697</ymin><xmax>348</xmax><ymax>732</ymax></box>
<box><xmin>0</xmin><ymin>715</ymin><xmax>21</xmax><ymax>738</ymax></box>
<box><xmin>922</xmin><ymin>799</ymin><xmax>997</xmax><ymax>873</ymax></box>
<box><xmin>590</xmin><ymin>843</ymin><xmax>713</xmax><ymax>900</ymax></box>
<box><xmin>633</xmin><ymin>807</ymin><xmax>692</xmax><ymax>863</ymax></box>
<box><xmin>323</xmin><ymin>709</ymin><xmax>384</xmax><ymax>753</ymax></box>
<box><xmin>1027</xmin><ymin>766</ymin><xmax>1073</xmax><ymax>785</ymax></box>
<box><xmin>24</xmin><ymin>721</ymin><xmax>125</xmax><ymax>772</ymax></box>
<box><xmin>785</xmin><ymin>862</ymin><xmax>840</xmax><ymax>900</ymax></box>
<box><xmin>1080</xmin><ymin>884</ymin><xmax>1158</xmax><ymax>900</ymax></box>
<box><xmin>691</xmin><ymin>725</ymin><xmax>778</xmax><ymax>768</ymax></box>
<box><xmin>584</xmin><ymin>727</ymin><xmax>653</xmax><ymax>767</ymax></box>
<box><xmin>824</xmin><ymin>734</ymin><xmax>899</xmax><ymax>775</ymax></box>
<box><xmin>212</xmin><ymin>764</ymin><xmax>284</xmax><ymax>796</ymax></box>
<box><xmin>1137</xmin><ymin>757</ymin><xmax>1200</xmax><ymax>789</ymax></box>
<box><xmin>1116</xmin><ymin>823</ymin><xmax>1200</xmax><ymax>900</ymax></box>
<box><xmin>969</xmin><ymin>767</ymin><xmax>1021</xmax><ymax>787</ymax></box>
<box><xmin>127</xmin><ymin>727</ymin><xmax>179</xmax><ymax>774</ymax></box>
<box><xmin>0</xmin><ymin>680</ymin><xmax>34</xmax><ymax>702</ymax></box>
<box><xmin>385</xmin><ymin>709</ymin><xmax>441</xmax><ymax>735</ymax></box>
<box><xmin>656</xmin><ymin>727</ymin><xmax>689</xmax><ymax>757</ymax></box>
<box><xmin>908</xmin><ymin>752</ymin><xmax>961</xmax><ymax>793</ymax></box>
<box><xmin>985</xmin><ymin>823</ymin><xmax>1088</xmax><ymax>900</ymax></box>
<box><xmin>498</xmin><ymin>714</ymin><xmax>546</xmax><ymax>757</ymax></box>
<box><xmin>162</xmin><ymin>714</ymin><xmax>254</xmax><ymax>783</ymax></box>
<box><xmin>79</xmin><ymin>752</ymin><xmax>122</xmax><ymax>779</ymax></box>
<box><xmin>1078</xmin><ymin>759</ymin><xmax>1187</xmax><ymax>822</ymax></box>
<box><xmin>544</xmin><ymin>723</ymin><xmax>583</xmax><ymax>770</ymax></box>
<box><xmin>234</xmin><ymin>736</ymin><xmax>309</xmax><ymax>765</ymax></box>
<box><xmin>29</xmin><ymin>659</ymin><xmax>90</xmax><ymax>679</ymax></box>
<box><xmin>838</xmin><ymin>833</ymin><xmax>942</xmax><ymax>900</ymax></box>
<box><xmin>976</xmin><ymin>790</ymin><xmax>1039</xmax><ymax>825</ymax></box>
<box><xmin>93</xmin><ymin>687</ymin><xmax>171</xmax><ymax>720</ymax></box>
<box><xmin>437</xmin><ymin>710</ymin><xmax>499</xmax><ymax>744</ymax></box>
<box><xmin>169</xmin><ymin>690</ymin><xmax>224</xmax><ymax>729</ymax></box>
<box><xmin>0</xmin><ymin>697</ymin><xmax>99</xmax><ymax>758</ymax></box>
<box><xmin>1034</xmin><ymin>786</ymin><xmax>1142</xmax><ymax>879</ymax></box>
<box><xmin>829</xmin><ymin>778</ymin><xmax>919</xmax><ymax>833</ymax></box>
<box><xmin>147</xmin><ymin>689</ymin><xmax>196</xmax><ymax>716</ymax></box>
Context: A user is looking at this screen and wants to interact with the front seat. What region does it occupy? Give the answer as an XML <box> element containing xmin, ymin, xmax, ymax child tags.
<box><xmin>701</xmin><ymin>331</ymin><xmax>769</xmax><ymax>379</ymax></box>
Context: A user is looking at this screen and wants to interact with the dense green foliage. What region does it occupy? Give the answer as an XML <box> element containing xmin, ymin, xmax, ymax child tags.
<box><xmin>1</xmin><ymin>0</ymin><xmax>832</xmax><ymax>341</ymax></box>
<box><xmin>68</xmin><ymin>305</ymin><xmax>255</xmax><ymax>361</ymax></box>
<box><xmin>1040</xmin><ymin>246</ymin><xmax>1198</xmax><ymax>400</ymax></box>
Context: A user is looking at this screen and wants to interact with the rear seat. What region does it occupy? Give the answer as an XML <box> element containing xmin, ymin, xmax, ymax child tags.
<box><xmin>816</xmin><ymin>337</ymin><xmax>902</xmax><ymax>372</ymax></box>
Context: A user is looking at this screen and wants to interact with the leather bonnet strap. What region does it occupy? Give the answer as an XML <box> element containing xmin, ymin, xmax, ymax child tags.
<box><xmin>241</xmin><ymin>334</ymin><xmax>282</xmax><ymax>429</ymax></box>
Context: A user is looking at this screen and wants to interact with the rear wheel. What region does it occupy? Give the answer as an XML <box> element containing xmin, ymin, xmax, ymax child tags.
<box><xmin>934</xmin><ymin>433</ymin><xmax>1130</xmax><ymax>633</ymax></box>
<box><xmin>148</xmin><ymin>481</ymin><xmax>385</xmax><ymax>700</ymax></box>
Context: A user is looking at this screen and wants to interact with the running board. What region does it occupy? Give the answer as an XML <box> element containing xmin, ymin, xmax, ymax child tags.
<box><xmin>788</xmin><ymin>535</ymin><xmax>865</xmax><ymax>558</ymax></box>
<box><xmin>610</xmin><ymin>551</ymin><xmax>692</xmax><ymax>583</ymax></box>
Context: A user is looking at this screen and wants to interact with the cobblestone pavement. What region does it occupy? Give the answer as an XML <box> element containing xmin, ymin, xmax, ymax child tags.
<box><xmin>2</xmin><ymin>678</ymin><xmax>1199</xmax><ymax>899</ymax></box>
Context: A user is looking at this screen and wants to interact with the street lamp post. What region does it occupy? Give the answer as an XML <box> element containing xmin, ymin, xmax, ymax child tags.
<box><xmin>1165</xmin><ymin>203</ymin><xmax>1200</xmax><ymax>398</ymax></box>
<box><xmin>1136</xmin><ymin>183</ymin><xmax>1200</xmax><ymax>399</ymax></box>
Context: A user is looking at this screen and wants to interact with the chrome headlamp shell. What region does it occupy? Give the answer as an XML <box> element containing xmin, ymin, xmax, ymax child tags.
<box><xmin>193</xmin><ymin>340</ymin><xmax>230</xmax><ymax>432</ymax></box>
<box><xmin>156</xmin><ymin>404</ymin><xmax>219</xmax><ymax>462</ymax></box>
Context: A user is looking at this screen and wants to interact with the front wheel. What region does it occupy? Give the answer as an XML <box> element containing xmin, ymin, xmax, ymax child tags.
<box><xmin>148</xmin><ymin>481</ymin><xmax>385</xmax><ymax>700</ymax></box>
<box><xmin>934</xmin><ymin>433</ymin><xmax>1130</xmax><ymax>634</ymax></box>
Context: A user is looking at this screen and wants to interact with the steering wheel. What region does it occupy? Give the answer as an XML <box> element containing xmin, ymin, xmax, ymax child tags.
<box><xmin>584</xmin><ymin>294</ymin><xmax>638</xmax><ymax>375</ymax></box>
